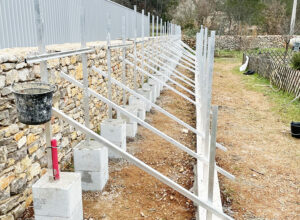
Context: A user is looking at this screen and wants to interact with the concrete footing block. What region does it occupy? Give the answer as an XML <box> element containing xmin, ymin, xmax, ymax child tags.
<box><xmin>148</xmin><ymin>79</ymin><xmax>160</xmax><ymax>98</ymax></box>
<box><xmin>117</xmin><ymin>105</ymin><xmax>139</xmax><ymax>137</ymax></box>
<box><xmin>142</xmin><ymin>83</ymin><xmax>157</xmax><ymax>102</ymax></box>
<box><xmin>128</xmin><ymin>96</ymin><xmax>146</xmax><ymax>120</ymax></box>
<box><xmin>32</xmin><ymin>172</ymin><xmax>83</xmax><ymax>220</ymax></box>
<box><xmin>74</xmin><ymin>140</ymin><xmax>108</xmax><ymax>191</ymax></box>
<box><xmin>137</xmin><ymin>88</ymin><xmax>152</xmax><ymax>112</ymax></box>
<box><xmin>100</xmin><ymin>119</ymin><xmax>126</xmax><ymax>159</ymax></box>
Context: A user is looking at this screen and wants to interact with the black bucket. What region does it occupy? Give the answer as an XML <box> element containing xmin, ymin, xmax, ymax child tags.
<box><xmin>12</xmin><ymin>82</ymin><xmax>57</xmax><ymax>125</ymax></box>
<box><xmin>291</xmin><ymin>122</ymin><xmax>300</xmax><ymax>138</ymax></box>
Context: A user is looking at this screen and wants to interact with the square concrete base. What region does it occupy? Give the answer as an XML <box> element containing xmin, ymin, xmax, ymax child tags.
<box><xmin>32</xmin><ymin>172</ymin><xmax>83</xmax><ymax>220</ymax></box>
<box><xmin>137</xmin><ymin>88</ymin><xmax>152</xmax><ymax>112</ymax></box>
<box><xmin>142</xmin><ymin>83</ymin><xmax>157</xmax><ymax>102</ymax></box>
<box><xmin>126</xmin><ymin>122</ymin><xmax>137</xmax><ymax>138</ymax></box>
<box><xmin>128</xmin><ymin>96</ymin><xmax>146</xmax><ymax>120</ymax></box>
<box><xmin>148</xmin><ymin>79</ymin><xmax>160</xmax><ymax>98</ymax></box>
<box><xmin>100</xmin><ymin>119</ymin><xmax>126</xmax><ymax>159</ymax></box>
<box><xmin>77</xmin><ymin>170</ymin><xmax>108</xmax><ymax>191</ymax></box>
<box><xmin>74</xmin><ymin>140</ymin><xmax>108</xmax><ymax>191</ymax></box>
<box><xmin>117</xmin><ymin>105</ymin><xmax>138</xmax><ymax>123</ymax></box>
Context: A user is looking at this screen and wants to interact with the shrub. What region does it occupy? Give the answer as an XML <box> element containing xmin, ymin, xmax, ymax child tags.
<box><xmin>291</xmin><ymin>52</ymin><xmax>300</xmax><ymax>70</ymax></box>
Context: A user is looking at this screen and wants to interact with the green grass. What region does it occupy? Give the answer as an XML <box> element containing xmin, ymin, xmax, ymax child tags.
<box><xmin>215</xmin><ymin>50</ymin><xmax>243</xmax><ymax>59</ymax></box>
<box><xmin>232</xmin><ymin>66</ymin><xmax>300</xmax><ymax>123</ymax></box>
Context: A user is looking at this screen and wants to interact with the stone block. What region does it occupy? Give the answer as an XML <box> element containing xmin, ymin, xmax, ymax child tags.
<box><xmin>32</xmin><ymin>172</ymin><xmax>82</xmax><ymax>219</ymax></box>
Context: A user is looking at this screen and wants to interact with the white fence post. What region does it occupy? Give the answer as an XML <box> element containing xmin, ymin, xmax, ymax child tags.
<box><xmin>133</xmin><ymin>5</ymin><xmax>137</xmax><ymax>90</ymax></box>
<box><xmin>206</xmin><ymin>105</ymin><xmax>219</xmax><ymax>220</ymax></box>
<box><xmin>141</xmin><ymin>9</ymin><xmax>145</xmax><ymax>84</ymax></box>
<box><xmin>80</xmin><ymin>0</ymin><xmax>90</xmax><ymax>139</ymax></box>
<box><xmin>106</xmin><ymin>13</ymin><xmax>112</xmax><ymax>119</ymax></box>
<box><xmin>122</xmin><ymin>16</ymin><xmax>126</xmax><ymax>105</ymax></box>
<box><xmin>33</xmin><ymin>0</ymin><xmax>53</xmax><ymax>178</ymax></box>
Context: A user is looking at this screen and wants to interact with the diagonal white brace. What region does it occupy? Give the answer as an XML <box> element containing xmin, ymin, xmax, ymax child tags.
<box><xmin>52</xmin><ymin>108</ymin><xmax>233</xmax><ymax>220</ymax></box>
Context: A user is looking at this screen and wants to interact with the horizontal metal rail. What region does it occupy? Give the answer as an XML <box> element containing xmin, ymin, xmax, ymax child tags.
<box><xmin>139</xmin><ymin>51</ymin><xmax>195</xmax><ymax>88</ymax></box>
<box><xmin>128</xmin><ymin>53</ymin><xmax>195</xmax><ymax>96</ymax></box>
<box><xmin>151</xmin><ymin>45</ymin><xmax>196</xmax><ymax>73</ymax></box>
<box><xmin>25</xmin><ymin>47</ymin><xmax>95</xmax><ymax>64</ymax></box>
<box><xmin>92</xmin><ymin>66</ymin><xmax>202</xmax><ymax>137</ymax></box>
<box><xmin>124</xmin><ymin>58</ymin><xmax>197</xmax><ymax>106</ymax></box>
<box><xmin>60</xmin><ymin>71</ymin><xmax>201</xmax><ymax>160</ymax></box>
<box><xmin>159</xmin><ymin>43</ymin><xmax>196</xmax><ymax>68</ymax></box>
<box><xmin>108</xmin><ymin>43</ymin><xmax>132</xmax><ymax>49</ymax></box>
<box><xmin>145</xmin><ymin>48</ymin><xmax>195</xmax><ymax>84</ymax></box>
<box><xmin>146</xmin><ymin>47</ymin><xmax>196</xmax><ymax>76</ymax></box>
<box><xmin>52</xmin><ymin>107</ymin><xmax>233</xmax><ymax>220</ymax></box>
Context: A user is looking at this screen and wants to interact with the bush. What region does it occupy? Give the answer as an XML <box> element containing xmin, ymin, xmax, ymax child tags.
<box><xmin>291</xmin><ymin>52</ymin><xmax>300</xmax><ymax>70</ymax></box>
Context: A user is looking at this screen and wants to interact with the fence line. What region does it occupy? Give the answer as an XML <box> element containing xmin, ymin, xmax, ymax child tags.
<box><xmin>0</xmin><ymin>0</ymin><xmax>157</xmax><ymax>49</ymax></box>
<box><xmin>246</xmin><ymin>54</ymin><xmax>300</xmax><ymax>98</ymax></box>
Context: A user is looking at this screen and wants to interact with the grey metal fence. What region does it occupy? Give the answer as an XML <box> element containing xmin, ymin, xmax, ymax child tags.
<box><xmin>0</xmin><ymin>0</ymin><xmax>150</xmax><ymax>49</ymax></box>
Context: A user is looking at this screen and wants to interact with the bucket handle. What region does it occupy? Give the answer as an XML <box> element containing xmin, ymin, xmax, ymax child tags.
<box><xmin>53</xmin><ymin>84</ymin><xmax>58</xmax><ymax>93</ymax></box>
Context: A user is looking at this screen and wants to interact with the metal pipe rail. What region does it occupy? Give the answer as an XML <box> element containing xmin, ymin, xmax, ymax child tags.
<box><xmin>92</xmin><ymin>66</ymin><xmax>201</xmax><ymax>136</ymax></box>
<box><xmin>139</xmin><ymin>51</ymin><xmax>195</xmax><ymax>89</ymax></box>
<box><xmin>128</xmin><ymin>54</ymin><xmax>195</xmax><ymax>97</ymax></box>
<box><xmin>25</xmin><ymin>47</ymin><xmax>95</xmax><ymax>64</ymax></box>
<box><xmin>52</xmin><ymin>108</ymin><xmax>233</xmax><ymax>220</ymax></box>
<box><xmin>124</xmin><ymin>58</ymin><xmax>197</xmax><ymax>106</ymax></box>
<box><xmin>59</xmin><ymin>71</ymin><xmax>201</xmax><ymax>160</ymax></box>
<box><xmin>158</xmin><ymin>43</ymin><xmax>196</xmax><ymax>68</ymax></box>
<box><xmin>150</xmin><ymin>45</ymin><xmax>196</xmax><ymax>73</ymax></box>
<box><xmin>145</xmin><ymin>48</ymin><xmax>195</xmax><ymax>84</ymax></box>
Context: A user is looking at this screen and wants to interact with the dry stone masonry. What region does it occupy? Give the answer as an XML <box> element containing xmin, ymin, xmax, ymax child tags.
<box><xmin>0</xmin><ymin>40</ymin><xmax>150</xmax><ymax>219</ymax></box>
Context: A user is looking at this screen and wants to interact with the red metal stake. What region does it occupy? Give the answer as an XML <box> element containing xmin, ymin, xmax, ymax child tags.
<box><xmin>51</xmin><ymin>139</ymin><xmax>60</xmax><ymax>180</ymax></box>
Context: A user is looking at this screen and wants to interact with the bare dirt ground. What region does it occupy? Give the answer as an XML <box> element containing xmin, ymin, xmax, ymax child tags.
<box><xmin>82</xmin><ymin>66</ymin><xmax>197</xmax><ymax>220</ymax></box>
<box><xmin>213</xmin><ymin>58</ymin><xmax>300</xmax><ymax>220</ymax></box>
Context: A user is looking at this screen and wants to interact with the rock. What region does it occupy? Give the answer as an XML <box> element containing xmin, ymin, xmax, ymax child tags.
<box><xmin>7</xmin><ymin>147</ymin><xmax>26</xmax><ymax>161</ymax></box>
<box><xmin>1</xmin><ymin>87</ymin><xmax>12</xmax><ymax>96</ymax></box>
<box><xmin>17</xmin><ymin>136</ymin><xmax>26</xmax><ymax>149</ymax></box>
<box><xmin>0</xmin><ymin>186</ymin><xmax>10</xmax><ymax>200</ymax></box>
<box><xmin>5</xmin><ymin>69</ymin><xmax>19</xmax><ymax>85</ymax></box>
<box><xmin>14</xmin><ymin>131</ymin><xmax>24</xmax><ymax>142</ymax></box>
<box><xmin>4</xmin><ymin>124</ymin><xmax>19</xmax><ymax>137</ymax></box>
<box><xmin>28</xmin><ymin>144</ymin><xmax>38</xmax><ymax>155</ymax></box>
<box><xmin>0</xmin><ymin>195</ymin><xmax>20</xmax><ymax>215</ymax></box>
<box><xmin>0</xmin><ymin>76</ymin><xmax>5</xmax><ymax>89</ymax></box>
<box><xmin>15</xmin><ymin>62</ymin><xmax>27</xmax><ymax>70</ymax></box>
<box><xmin>0</xmin><ymin>173</ymin><xmax>15</xmax><ymax>191</ymax></box>
<box><xmin>10</xmin><ymin>176</ymin><xmax>27</xmax><ymax>195</ymax></box>
<box><xmin>0</xmin><ymin>146</ymin><xmax>7</xmax><ymax>163</ymax></box>
<box><xmin>27</xmin><ymin>162</ymin><xmax>41</xmax><ymax>180</ymax></box>
<box><xmin>26</xmin><ymin>134</ymin><xmax>36</xmax><ymax>145</ymax></box>
<box><xmin>0</xmin><ymin>110</ymin><xmax>9</xmax><ymax>121</ymax></box>
<box><xmin>1</xmin><ymin>63</ymin><xmax>15</xmax><ymax>72</ymax></box>
<box><xmin>11</xmin><ymin>202</ymin><xmax>26</xmax><ymax>218</ymax></box>
<box><xmin>18</xmin><ymin>68</ymin><xmax>30</xmax><ymax>81</ymax></box>
<box><xmin>0</xmin><ymin>214</ymin><xmax>14</xmax><ymax>220</ymax></box>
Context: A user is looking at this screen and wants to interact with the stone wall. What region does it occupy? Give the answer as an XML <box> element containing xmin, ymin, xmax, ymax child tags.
<box><xmin>182</xmin><ymin>35</ymin><xmax>298</xmax><ymax>51</ymax></box>
<box><xmin>0</xmin><ymin>39</ymin><xmax>149</xmax><ymax>219</ymax></box>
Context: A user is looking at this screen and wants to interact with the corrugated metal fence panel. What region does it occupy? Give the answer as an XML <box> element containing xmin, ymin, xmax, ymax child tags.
<box><xmin>0</xmin><ymin>0</ymin><xmax>150</xmax><ymax>49</ymax></box>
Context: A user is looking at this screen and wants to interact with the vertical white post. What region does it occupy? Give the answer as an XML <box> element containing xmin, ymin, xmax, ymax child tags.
<box><xmin>141</xmin><ymin>9</ymin><xmax>145</xmax><ymax>84</ymax></box>
<box><xmin>148</xmin><ymin>12</ymin><xmax>151</xmax><ymax>37</ymax></box>
<box><xmin>34</xmin><ymin>0</ymin><xmax>53</xmax><ymax>179</ymax></box>
<box><xmin>133</xmin><ymin>5</ymin><xmax>137</xmax><ymax>90</ymax></box>
<box><xmin>290</xmin><ymin>0</ymin><xmax>298</xmax><ymax>35</ymax></box>
<box><xmin>206</xmin><ymin>105</ymin><xmax>218</xmax><ymax>220</ymax></box>
<box><xmin>160</xmin><ymin>18</ymin><xmax>162</xmax><ymax>36</ymax></box>
<box><xmin>106</xmin><ymin>13</ymin><xmax>112</xmax><ymax>118</ymax></box>
<box><xmin>152</xmin><ymin>15</ymin><xmax>154</xmax><ymax>37</ymax></box>
<box><xmin>156</xmin><ymin>16</ymin><xmax>159</xmax><ymax>37</ymax></box>
<box><xmin>80</xmin><ymin>0</ymin><xmax>90</xmax><ymax>139</ymax></box>
<box><xmin>122</xmin><ymin>16</ymin><xmax>126</xmax><ymax>105</ymax></box>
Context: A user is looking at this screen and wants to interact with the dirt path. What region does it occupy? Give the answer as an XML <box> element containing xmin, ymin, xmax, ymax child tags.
<box><xmin>83</xmin><ymin>66</ymin><xmax>196</xmax><ymax>219</ymax></box>
<box><xmin>213</xmin><ymin>58</ymin><xmax>300</xmax><ymax>220</ymax></box>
